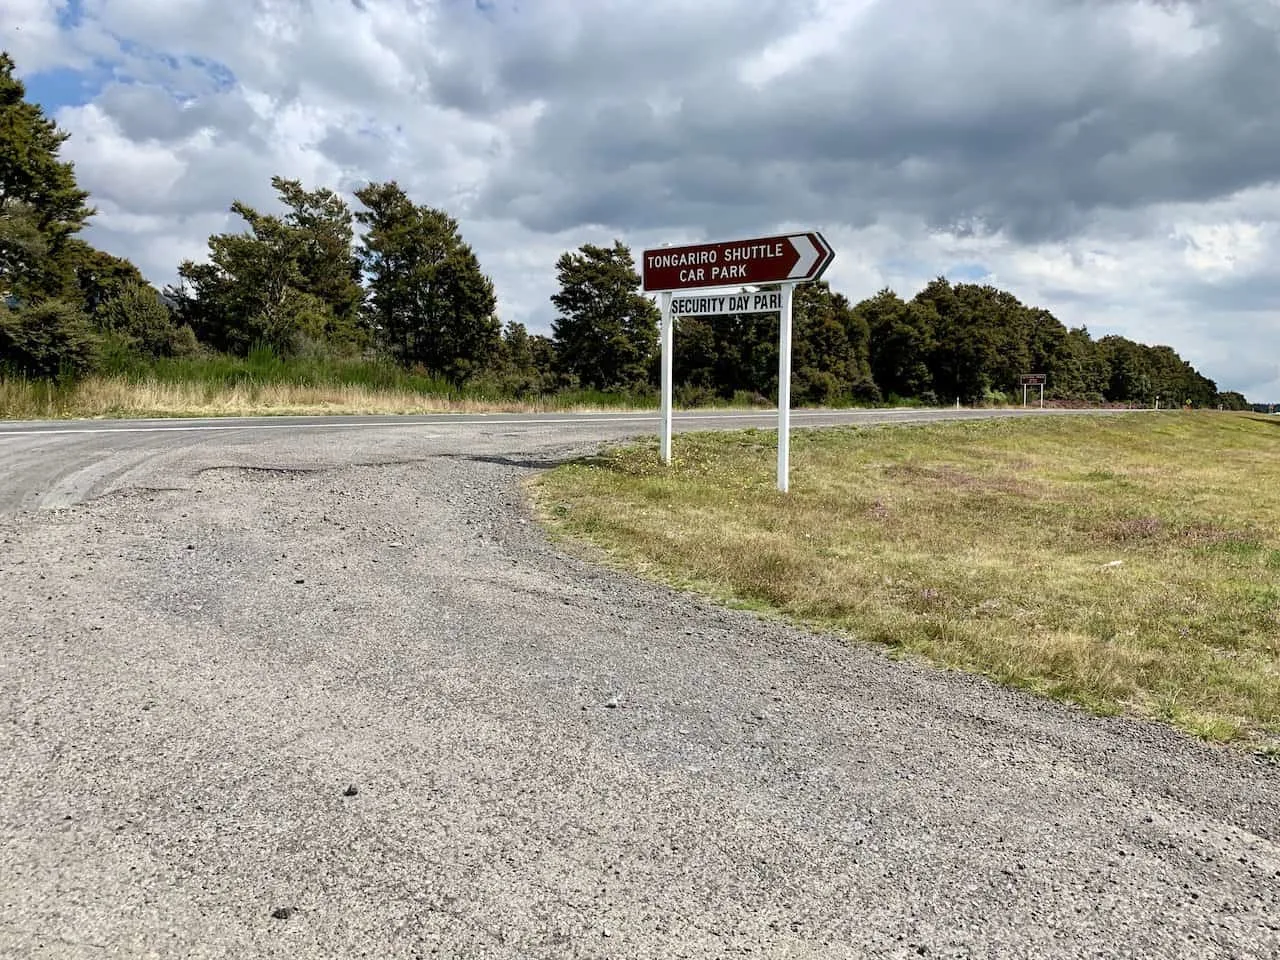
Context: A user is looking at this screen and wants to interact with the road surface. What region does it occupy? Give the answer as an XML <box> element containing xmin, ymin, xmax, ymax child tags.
<box><xmin>0</xmin><ymin>406</ymin><xmax>1100</xmax><ymax>515</ymax></box>
<box><xmin>1</xmin><ymin>407</ymin><xmax>1275</xmax><ymax>959</ymax></box>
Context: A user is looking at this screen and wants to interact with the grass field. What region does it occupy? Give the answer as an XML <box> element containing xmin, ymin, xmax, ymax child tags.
<box><xmin>532</xmin><ymin>412</ymin><xmax>1280</xmax><ymax>749</ymax></box>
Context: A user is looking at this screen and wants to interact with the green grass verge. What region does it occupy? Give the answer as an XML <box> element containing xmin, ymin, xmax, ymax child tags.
<box><xmin>531</xmin><ymin>411</ymin><xmax>1280</xmax><ymax>749</ymax></box>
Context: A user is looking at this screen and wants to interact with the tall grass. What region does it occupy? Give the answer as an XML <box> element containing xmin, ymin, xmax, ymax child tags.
<box><xmin>101</xmin><ymin>345</ymin><xmax>488</xmax><ymax>397</ymax></box>
<box><xmin>0</xmin><ymin>345</ymin><xmax>674</xmax><ymax>419</ymax></box>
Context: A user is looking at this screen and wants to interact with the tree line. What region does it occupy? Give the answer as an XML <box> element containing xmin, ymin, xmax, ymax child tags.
<box><xmin>0</xmin><ymin>51</ymin><xmax>1252</xmax><ymax>410</ymax></box>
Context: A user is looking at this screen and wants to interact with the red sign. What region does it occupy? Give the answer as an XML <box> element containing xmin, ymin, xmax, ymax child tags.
<box><xmin>1020</xmin><ymin>374</ymin><xmax>1047</xmax><ymax>385</ymax></box>
<box><xmin>642</xmin><ymin>232</ymin><xmax>834</xmax><ymax>292</ymax></box>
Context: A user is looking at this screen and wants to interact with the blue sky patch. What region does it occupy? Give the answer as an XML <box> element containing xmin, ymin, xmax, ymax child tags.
<box><xmin>55</xmin><ymin>0</ymin><xmax>85</xmax><ymax>29</ymax></box>
<box><xmin>24</xmin><ymin>67</ymin><xmax>95</xmax><ymax>113</ymax></box>
<box><xmin>947</xmin><ymin>263</ymin><xmax>989</xmax><ymax>282</ymax></box>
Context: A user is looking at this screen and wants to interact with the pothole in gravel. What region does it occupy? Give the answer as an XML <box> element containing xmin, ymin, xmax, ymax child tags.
<box><xmin>195</xmin><ymin>465</ymin><xmax>326</xmax><ymax>479</ymax></box>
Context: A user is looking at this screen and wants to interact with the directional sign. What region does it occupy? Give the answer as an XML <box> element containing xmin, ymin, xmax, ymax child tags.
<box><xmin>1020</xmin><ymin>373</ymin><xmax>1047</xmax><ymax>385</ymax></box>
<box><xmin>670</xmin><ymin>291</ymin><xmax>784</xmax><ymax>316</ymax></box>
<box><xmin>643</xmin><ymin>232</ymin><xmax>834</xmax><ymax>292</ymax></box>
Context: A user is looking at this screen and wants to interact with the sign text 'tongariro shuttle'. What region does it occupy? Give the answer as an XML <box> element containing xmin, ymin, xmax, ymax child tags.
<box><xmin>642</xmin><ymin>232</ymin><xmax>834</xmax><ymax>292</ymax></box>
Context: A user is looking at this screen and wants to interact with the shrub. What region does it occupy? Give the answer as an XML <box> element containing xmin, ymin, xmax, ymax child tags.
<box><xmin>730</xmin><ymin>390</ymin><xmax>771</xmax><ymax>407</ymax></box>
<box><xmin>97</xmin><ymin>283</ymin><xmax>200</xmax><ymax>358</ymax></box>
<box><xmin>0</xmin><ymin>299</ymin><xmax>100</xmax><ymax>379</ymax></box>
<box><xmin>675</xmin><ymin>383</ymin><xmax>719</xmax><ymax>407</ymax></box>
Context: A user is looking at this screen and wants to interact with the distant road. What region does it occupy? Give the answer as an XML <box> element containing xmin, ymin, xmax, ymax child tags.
<box><xmin>0</xmin><ymin>405</ymin><xmax>1111</xmax><ymax>514</ymax></box>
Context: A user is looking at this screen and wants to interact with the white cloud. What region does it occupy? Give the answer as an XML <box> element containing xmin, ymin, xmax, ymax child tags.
<box><xmin>738</xmin><ymin>0</ymin><xmax>876</xmax><ymax>87</ymax></box>
<box><xmin>6</xmin><ymin>0</ymin><xmax>1280</xmax><ymax>400</ymax></box>
<box><xmin>56</xmin><ymin>103</ymin><xmax>187</xmax><ymax>205</ymax></box>
<box><xmin>1174</xmin><ymin>221</ymin><xmax>1269</xmax><ymax>276</ymax></box>
<box><xmin>4</xmin><ymin>0</ymin><xmax>79</xmax><ymax>72</ymax></box>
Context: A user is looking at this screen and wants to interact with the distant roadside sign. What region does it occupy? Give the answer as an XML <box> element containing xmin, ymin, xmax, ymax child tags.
<box><xmin>1020</xmin><ymin>373</ymin><xmax>1046</xmax><ymax>408</ymax></box>
<box><xmin>670</xmin><ymin>291</ymin><xmax>784</xmax><ymax>316</ymax></box>
<box><xmin>642</xmin><ymin>232</ymin><xmax>834</xmax><ymax>292</ymax></box>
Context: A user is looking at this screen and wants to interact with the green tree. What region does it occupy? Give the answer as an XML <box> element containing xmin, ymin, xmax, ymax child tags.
<box><xmin>1099</xmin><ymin>335</ymin><xmax>1153</xmax><ymax>403</ymax></box>
<box><xmin>0</xmin><ymin>51</ymin><xmax>106</xmax><ymax>379</ymax></box>
<box><xmin>913</xmin><ymin>277</ymin><xmax>992</xmax><ymax>403</ymax></box>
<box><xmin>272</xmin><ymin>176</ymin><xmax>365</xmax><ymax>348</ymax></box>
<box><xmin>175</xmin><ymin>198</ymin><xmax>326</xmax><ymax>356</ymax></box>
<box><xmin>173</xmin><ymin>176</ymin><xmax>370</xmax><ymax>357</ymax></box>
<box><xmin>550</xmin><ymin>240</ymin><xmax>658</xmax><ymax>390</ymax></box>
<box><xmin>673</xmin><ymin>308</ymin><xmax>775</xmax><ymax>401</ymax></box>
<box><xmin>1051</xmin><ymin>326</ymin><xmax>1109</xmax><ymax>402</ymax></box>
<box><xmin>354</xmin><ymin>181</ymin><xmax>499</xmax><ymax>380</ymax></box>
<box><xmin>63</xmin><ymin>241</ymin><xmax>146</xmax><ymax>319</ymax></box>
<box><xmin>0</xmin><ymin>51</ymin><xmax>94</xmax><ymax>303</ymax></box>
<box><xmin>672</xmin><ymin>313</ymin><xmax>722</xmax><ymax>392</ymax></box>
<box><xmin>0</xmin><ymin>200</ymin><xmax>47</xmax><ymax>297</ymax></box>
<box><xmin>858</xmin><ymin>288</ymin><xmax>935</xmax><ymax>401</ymax></box>
<box><xmin>791</xmin><ymin>281</ymin><xmax>880</xmax><ymax>404</ymax></box>
<box><xmin>481</xmin><ymin>320</ymin><xmax>558</xmax><ymax>396</ymax></box>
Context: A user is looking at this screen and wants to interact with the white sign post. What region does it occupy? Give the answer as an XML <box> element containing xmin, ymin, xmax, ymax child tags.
<box><xmin>660</xmin><ymin>283</ymin><xmax>800</xmax><ymax>492</ymax></box>
<box><xmin>1020</xmin><ymin>373</ymin><xmax>1046</xmax><ymax>409</ymax></box>
<box><xmin>660</xmin><ymin>291</ymin><xmax>673</xmax><ymax>463</ymax></box>
<box><xmin>776</xmin><ymin>284</ymin><xmax>794</xmax><ymax>493</ymax></box>
<box><xmin>644</xmin><ymin>231</ymin><xmax>834</xmax><ymax>493</ymax></box>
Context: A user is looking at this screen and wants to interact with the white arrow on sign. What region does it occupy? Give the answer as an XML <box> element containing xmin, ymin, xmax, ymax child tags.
<box><xmin>786</xmin><ymin>234</ymin><xmax>822</xmax><ymax>279</ymax></box>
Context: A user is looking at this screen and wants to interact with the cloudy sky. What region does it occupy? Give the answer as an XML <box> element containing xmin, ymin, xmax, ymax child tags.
<box><xmin>7</xmin><ymin>0</ymin><xmax>1280</xmax><ymax>399</ymax></box>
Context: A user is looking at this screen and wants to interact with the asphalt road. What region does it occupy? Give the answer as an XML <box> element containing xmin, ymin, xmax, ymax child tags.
<box><xmin>0</xmin><ymin>406</ymin><xmax>1095</xmax><ymax>515</ymax></box>
<box><xmin>1</xmin><ymin>406</ymin><xmax>1276</xmax><ymax>959</ymax></box>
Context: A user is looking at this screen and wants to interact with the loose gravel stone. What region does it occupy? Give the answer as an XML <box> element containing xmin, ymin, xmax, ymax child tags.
<box><xmin>0</xmin><ymin>415</ymin><xmax>1276</xmax><ymax>959</ymax></box>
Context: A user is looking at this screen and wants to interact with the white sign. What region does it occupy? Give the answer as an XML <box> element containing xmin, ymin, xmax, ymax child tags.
<box><xmin>670</xmin><ymin>291</ymin><xmax>784</xmax><ymax>316</ymax></box>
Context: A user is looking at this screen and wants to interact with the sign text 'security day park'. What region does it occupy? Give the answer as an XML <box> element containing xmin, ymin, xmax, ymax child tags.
<box><xmin>670</xmin><ymin>291</ymin><xmax>784</xmax><ymax>316</ymax></box>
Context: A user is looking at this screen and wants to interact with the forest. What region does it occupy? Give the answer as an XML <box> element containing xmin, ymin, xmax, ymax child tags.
<box><xmin>0</xmin><ymin>52</ymin><xmax>1253</xmax><ymax>412</ymax></box>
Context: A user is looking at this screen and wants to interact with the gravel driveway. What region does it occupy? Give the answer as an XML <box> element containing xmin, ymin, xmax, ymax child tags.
<box><xmin>1</xmin><ymin>420</ymin><xmax>1276</xmax><ymax>959</ymax></box>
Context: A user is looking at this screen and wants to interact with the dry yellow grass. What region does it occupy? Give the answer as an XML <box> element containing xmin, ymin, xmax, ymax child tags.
<box><xmin>0</xmin><ymin>375</ymin><xmax>640</xmax><ymax>419</ymax></box>
<box><xmin>533</xmin><ymin>412</ymin><xmax>1280</xmax><ymax>749</ymax></box>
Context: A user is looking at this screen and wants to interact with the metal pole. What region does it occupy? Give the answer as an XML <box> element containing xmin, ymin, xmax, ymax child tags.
<box><xmin>1039</xmin><ymin>383</ymin><xmax>1044</xmax><ymax>409</ymax></box>
<box><xmin>777</xmin><ymin>284</ymin><xmax>794</xmax><ymax>493</ymax></box>
<box><xmin>660</xmin><ymin>291</ymin><xmax>673</xmax><ymax>464</ymax></box>
<box><xmin>1023</xmin><ymin>383</ymin><xmax>1027</xmax><ymax>407</ymax></box>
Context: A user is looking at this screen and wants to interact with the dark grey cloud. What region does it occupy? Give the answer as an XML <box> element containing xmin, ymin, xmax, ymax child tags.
<box><xmin>421</xmin><ymin>0</ymin><xmax>800</xmax><ymax>114</ymax></box>
<box><xmin>468</xmin><ymin>0</ymin><xmax>1280</xmax><ymax>243</ymax></box>
<box><xmin>317</xmin><ymin>124</ymin><xmax>396</xmax><ymax>169</ymax></box>
<box><xmin>1177</xmin><ymin>270</ymin><xmax>1280</xmax><ymax>313</ymax></box>
<box><xmin>95</xmin><ymin>81</ymin><xmax>261</xmax><ymax>145</ymax></box>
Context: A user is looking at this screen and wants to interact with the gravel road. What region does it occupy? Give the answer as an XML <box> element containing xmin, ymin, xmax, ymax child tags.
<box><xmin>1</xmin><ymin>410</ymin><xmax>1276</xmax><ymax>959</ymax></box>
